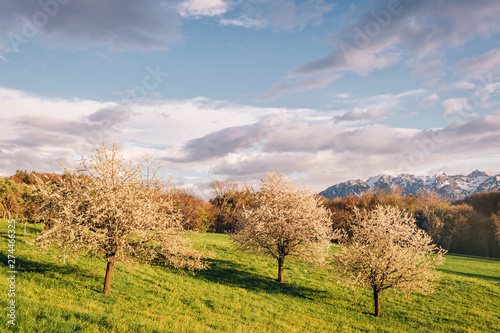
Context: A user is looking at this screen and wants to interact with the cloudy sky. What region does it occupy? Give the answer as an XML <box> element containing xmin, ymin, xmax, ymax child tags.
<box><xmin>1</xmin><ymin>0</ymin><xmax>500</xmax><ymax>196</ymax></box>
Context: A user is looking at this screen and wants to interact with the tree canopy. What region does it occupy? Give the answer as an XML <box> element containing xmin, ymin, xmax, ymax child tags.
<box><xmin>331</xmin><ymin>205</ymin><xmax>446</xmax><ymax>317</ymax></box>
<box><xmin>0</xmin><ymin>177</ymin><xmax>31</xmax><ymax>219</ymax></box>
<box><xmin>32</xmin><ymin>143</ymin><xmax>208</xmax><ymax>294</ymax></box>
<box><xmin>232</xmin><ymin>172</ymin><xmax>332</xmax><ymax>283</ymax></box>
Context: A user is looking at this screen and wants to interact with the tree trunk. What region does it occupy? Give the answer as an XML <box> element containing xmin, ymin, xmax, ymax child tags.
<box><xmin>277</xmin><ymin>256</ymin><xmax>285</xmax><ymax>283</ymax></box>
<box><xmin>373</xmin><ymin>288</ymin><xmax>381</xmax><ymax>317</ymax></box>
<box><xmin>102</xmin><ymin>261</ymin><xmax>115</xmax><ymax>295</ymax></box>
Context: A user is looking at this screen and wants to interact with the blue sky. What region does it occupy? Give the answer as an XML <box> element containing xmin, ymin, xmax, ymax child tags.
<box><xmin>1</xmin><ymin>0</ymin><xmax>500</xmax><ymax>196</ymax></box>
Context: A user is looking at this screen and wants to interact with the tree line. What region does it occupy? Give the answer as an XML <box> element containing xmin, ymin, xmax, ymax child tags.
<box><xmin>322</xmin><ymin>189</ymin><xmax>500</xmax><ymax>258</ymax></box>
<box><xmin>159</xmin><ymin>180</ymin><xmax>500</xmax><ymax>259</ymax></box>
<box><xmin>2</xmin><ymin>170</ymin><xmax>500</xmax><ymax>258</ymax></box>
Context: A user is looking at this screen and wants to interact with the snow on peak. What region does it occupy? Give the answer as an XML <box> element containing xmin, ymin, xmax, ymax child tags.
<box><xmin>319</xmin><ymin>170</ymin><xmax>499</xmax><ymax>200</ymax></box>
<box><xmin>366</xmin><ymin>175</ymin><xmax>383</xmax><ymax>188</ymax></box>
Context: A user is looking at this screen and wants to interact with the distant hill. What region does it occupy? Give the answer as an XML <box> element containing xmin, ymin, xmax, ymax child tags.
<box><xmin>319</xmin><ymin>170</ymin><xmax>500</xmax><ymax>201</ymax></box>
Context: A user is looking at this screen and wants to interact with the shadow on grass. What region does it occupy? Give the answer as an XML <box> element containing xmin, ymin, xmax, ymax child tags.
<box><xmin>0</xmin><ymin>251</ymin><xmax>100</xmax><ymax>281</ymax></box>
<box><xmin>445</xmin><ymin>253</ymin><xmax>500</xmax><ymax>262</ymax></box>
<box><xmin>191</xmin><ymin>258</ymin><xmax>327</xmax><ymax>300</ymax></box>
<box><xmin>438</xmin><ymin>268</ymin><xmax>500</xmax><ymax>282</ymax></box>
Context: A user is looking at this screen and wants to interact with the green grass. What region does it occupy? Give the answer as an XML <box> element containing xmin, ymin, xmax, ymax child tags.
<box><xmin>1</xmin><ymin>219</ymin><xmax>499</xmax><ymax>332</ymax></box>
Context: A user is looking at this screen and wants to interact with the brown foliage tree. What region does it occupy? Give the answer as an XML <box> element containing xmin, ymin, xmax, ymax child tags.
<box><xmin>209</xmin><ymin>179</ymin><xmax>253</xmax><ymax>233</ymax></box>
<box><xmin>323</xmin><ymin>195</ymin><xmax>362</xmax><ymax>232</ymax></box>
<box><xmin>173</xmin><ymin>189</ymin><xmax>214</xmax><ymax>232</ymax></box>
<box><xmin>0</xmin><ymin>178</ymin><xmax>31</xmax><ymax>219</ymax></box>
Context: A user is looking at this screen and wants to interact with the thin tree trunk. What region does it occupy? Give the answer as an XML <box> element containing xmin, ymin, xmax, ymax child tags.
<box><xmin>102</xmin><ymin>261</ymin><xmax>115</xmax><ymax>295</ymax></box>
<box><xmin>277</xmin><ymin>256</ymin><xmax>285</xmax><ymax>283</ymax></box>
<box><xmin>373</xmin><ymin>288</ymin><xmax>381</xmax><ymax>317</ymax></box>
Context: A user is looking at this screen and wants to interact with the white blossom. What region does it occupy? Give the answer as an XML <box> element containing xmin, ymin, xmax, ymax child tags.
<box><xmin>331</xmin><ymin>205</ymin><xmax>446</xmax><ymax>317</ymax></box>
<box><xmin>32</xmin><ymin>143</ymin><xmax>208</xmax><ymax>294</ymax></box>
<box><xmin>232</xmin><ymin>172</ymin><xmax>333</xmax><ymax>283</ymax></box>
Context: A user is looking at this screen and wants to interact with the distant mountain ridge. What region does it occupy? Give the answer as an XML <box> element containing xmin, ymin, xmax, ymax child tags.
<box><xmin>319</xmin><ymin>170</ymin><xmax>500</xmax><ymax>201</ymax></box>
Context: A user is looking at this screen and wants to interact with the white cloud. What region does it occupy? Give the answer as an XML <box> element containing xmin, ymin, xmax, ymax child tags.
<box><xmin>0</xmin><ymin>0</ymin><xmax>334</xmax><ymax>56</ymax></box>
<box><xmin>205</xmin><ymin>111</ymin><xmax>500</xmax><ymax>191</ymax></box>
<box><xmin>353</xmin><ymin>89</ymin><xmax>427</xmax><ymax>111</ymax></box>
<box><xmin>442</xmin><ymin>98</ymin><xmax>468</xmax><ymax>116</ymax></box>
<box><xmin>420</xmin><ymin>93</ymin><xmax>440</xmax><ymax>106</ymax></box>
<box><xmin>336</xmin><ymin>93</ymin><xmax>351</xmax><ymax>99</ymax></box>
<box><xmin>418</xmin><ymin>93</ymin><xmax>440</xmax><ymax>109</ymax></box>
<box><xmin>263</xmin><ymin>0</ymin><xmax>500</xmax><ymax>99</ymax></box>
<box><xmin>0</xmin><ymin>1</ymin><xmax>181</xmax><ymax>54</ymax></box>
<box><xmin>219</xmin><ymin>17</ymin><xmax>264</xmax><ymax>29</ymax></box>
<box><xmin>219</xmin><ymin>0</ymin><xmax>333</xmax><ymax>32</ymax></box>
<box><xmin>2</xmin><ymin>86</ymin><xmax>500</xmax><ymax>193</ymax></box>
<box><xmin>453</xmin><ymin>80</ymin><xmax>477</xmax><ymax>90</ymax></box>
<box><xmin>261</xmin><ymin>72</ymin><xmax>342</xmax><ymax>100</ymax></box>
<box><xmin>0</xmin><ymin>87</ymin><xmax>302</xmax><ymax>174</ymax></box>
<box><xmin>0</xmin><ymin>87</ymin><xmax>112</xmax><ymax>119</ymax></box>
<box><xmin>178</xmin><ymin>0</ymin><xmax>229</xmax><ymax>18</ymax></box>
<box><xmin>456</xmin><ymin>48</ymin><xmax>500</xmax><ymax>78</ymax></box>
<box><xmin>332</xmin><ymin>107</ymin><xmax>388</xmax><ymax>123</ymax></box>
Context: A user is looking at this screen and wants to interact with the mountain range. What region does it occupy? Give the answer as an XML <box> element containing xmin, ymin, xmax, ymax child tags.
<box><xmin>319</xmin><ymin>170</ymin><xmax>500</xmax><ymax>201</ymax></box>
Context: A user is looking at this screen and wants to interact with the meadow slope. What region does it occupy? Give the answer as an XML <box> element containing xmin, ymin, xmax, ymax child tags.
<box><xmin>1</xmin><ymin>220</ymin><xmax>499</xmax><ymax>332</ymax></box>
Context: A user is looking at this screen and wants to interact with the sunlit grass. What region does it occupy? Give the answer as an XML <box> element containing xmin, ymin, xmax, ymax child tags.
<box><xmin>1</xmin><ymin>219</ymin><xmax>499</xmax><ymax>332</ymax></box>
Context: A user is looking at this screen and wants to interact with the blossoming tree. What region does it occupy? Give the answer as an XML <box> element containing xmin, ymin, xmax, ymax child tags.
<box><xmin>232</xmin><ymin>172</ymin><xmax>332</xmax><ymax>283</ymax></box>
<box><xmin>33</xmin><ymin>144</ymin><xmax>207</xmax><ymax>294</ymax></box>
<box><xmin>331</xmin><ymin>205</ymin><xmax>446</xmax><ymax>317</ymax></box>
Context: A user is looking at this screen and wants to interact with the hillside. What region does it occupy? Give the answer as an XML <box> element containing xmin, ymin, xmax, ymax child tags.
<box><xmin>319</xmin><ymin>170</ymin><xmax>500</xmax><ymax>200</ymax></box>
<box><xmin>1</xmin><ymin>220</ymin><xmax>500</xmax><ymax>332</ymax></box>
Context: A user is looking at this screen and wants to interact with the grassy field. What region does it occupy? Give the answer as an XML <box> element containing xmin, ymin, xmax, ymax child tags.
<box><xmin>1</xmin><ymin>219</ymin><xmax>499</xmax><ymax>332</ymax></box>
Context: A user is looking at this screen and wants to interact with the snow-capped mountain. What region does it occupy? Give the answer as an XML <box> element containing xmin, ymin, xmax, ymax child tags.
<box><xmin>319</xmin><ymin>170</ymin><xmax>500</xmax><ymax>201</ymax></box>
